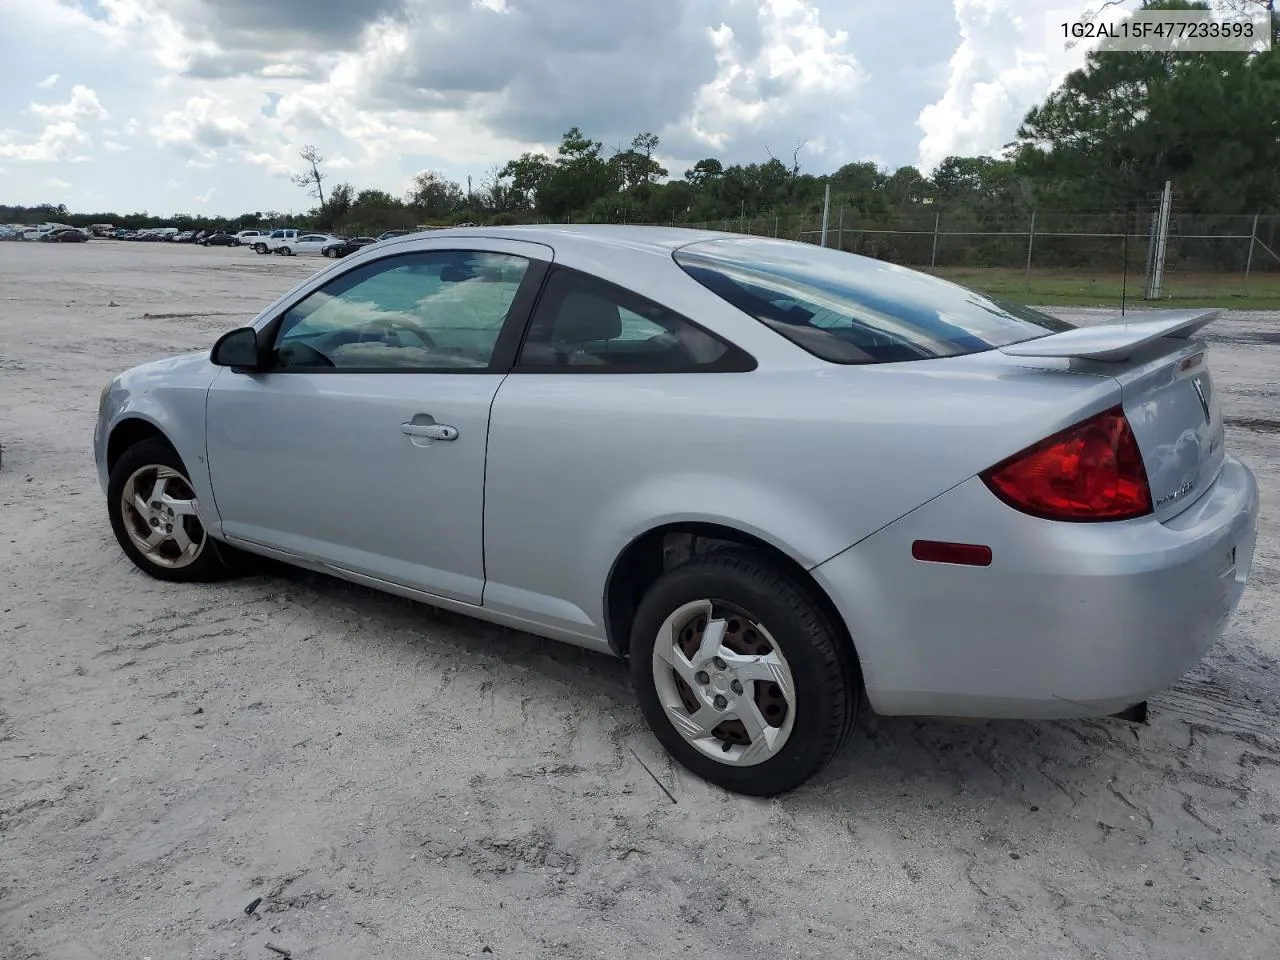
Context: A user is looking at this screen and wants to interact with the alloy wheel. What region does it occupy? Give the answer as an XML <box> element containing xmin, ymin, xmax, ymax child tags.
<box><xmin>119</xmin><ymin>464</ymin><xmax>207</xmax><ymax>569</ymax></box>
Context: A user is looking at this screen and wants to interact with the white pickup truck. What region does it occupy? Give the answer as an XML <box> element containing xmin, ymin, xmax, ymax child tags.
<box><xmin>251</xmin><ymin>229</ymin><xmax>300</xmax><ymax>254</ymax></box>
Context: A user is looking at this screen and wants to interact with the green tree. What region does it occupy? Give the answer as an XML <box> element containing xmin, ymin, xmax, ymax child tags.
<box><xmin>1015</xmin><ymin>0</ymin><xmax>1280</xmax><ymax>212</ymax></box>
<box><xmin>406</xmin><ymin>170</ymin><xmax>465</xmax><ymax>220</ymax></box>
<box><xmin>499</xmin><ymin>152</ymin><xmax>554</xmax><ymax>209</ymax></box>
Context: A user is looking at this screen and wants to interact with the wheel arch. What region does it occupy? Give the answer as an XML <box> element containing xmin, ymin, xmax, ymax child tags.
<box><xmin>603</xmin><ymin>521</ymin><xmax>861</xmax><ymax>669</ymax></box>
<box><xmin>106</xmin><ymin>416</ymin><xmax>177</xmax><ymax>475</ymax></box>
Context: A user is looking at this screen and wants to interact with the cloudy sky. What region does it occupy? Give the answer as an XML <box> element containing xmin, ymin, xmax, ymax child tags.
<box><xmin>0</xmin><ymin>0</ymin><xmax>1107</xmax><ymax>216</ymax></box>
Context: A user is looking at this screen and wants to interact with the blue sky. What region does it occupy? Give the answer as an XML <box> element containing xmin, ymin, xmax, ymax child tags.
<box><xmin>0</xmin><ymin>0</ymin><xmax>1107</xmax><ymax>216</ymax></box>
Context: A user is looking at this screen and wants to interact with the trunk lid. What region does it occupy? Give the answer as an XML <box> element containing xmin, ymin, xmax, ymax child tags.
<box><xmin>1105</xmin><ymin>340</ymin><xmax>1224</xmax><ymax>521</ymax></box>
<box><xmin>1000</xmin><ymin>309</ymin><xmax>1225</xmax><ymax>521</ymax></box>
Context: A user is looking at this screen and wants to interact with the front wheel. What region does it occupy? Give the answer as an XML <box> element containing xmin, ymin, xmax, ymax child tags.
<box><xmin>107</xmin><ymin>438</ymin><xmax>230</xmax><ymax>582</ymax></box>
<box><xmin>253</xmin><ymin>243</ymin><xmax>267</xmax><ymax>254</ymax></box>
<box><xmin>629</xmin><ymin>549</ymin><xmax>860</xmax><ymax>796</ymax></box>
<box><xmin>279</xmin><ymin>246</ymin><xmax>292</xmax><ymax>256</ymax></box>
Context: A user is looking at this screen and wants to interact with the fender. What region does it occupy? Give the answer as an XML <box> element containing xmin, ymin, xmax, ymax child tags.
<box><xmin>96</xmin><ymin>352</ymin><xmax>222</xmax><ymax>529</ymax></box>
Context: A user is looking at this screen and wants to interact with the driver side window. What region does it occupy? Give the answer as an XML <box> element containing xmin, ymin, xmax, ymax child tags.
<box><xmin>272</xmin><ymin>250</ymin><xmax>531</xmax><ymax>371</ymax></box>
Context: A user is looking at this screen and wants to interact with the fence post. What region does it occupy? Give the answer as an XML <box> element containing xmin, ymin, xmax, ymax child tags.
<box><xmin>1244</xmin><ymin>212</ymin><xmax>1259</xmax><ymax>288</ymax></box>
<box><xmin>820</xmin><ymin>184</ymin><xmax>831</xmax><ymax>247</ymax></box>
<box><xmin>837</xmin><ymin>206</ymin><xmax>844</xmax><ymax>251</ymax></box>
<box><xmin>774</xmin><ymin>216</ymin><xmax>778</xmax><ymax>238</ymax></box>
<box><xmin>1024</xmin><ymin>209</ymin><xmax>1036</xmax><ymax>288</ymax></box>
<box><xmin>930</xmin><ymin>211</ymin><xmax>940</xmax><ymax>269</ymax></box>
<box><xmin>1147</xmin><ymin>179</ymin><xmax>1172</xmax><ymax>299</ymax></box>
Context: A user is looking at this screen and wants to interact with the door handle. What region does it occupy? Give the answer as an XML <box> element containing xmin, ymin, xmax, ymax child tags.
<box><xmin>401</xmin><ymin>421</ymin><xmax>458</xmax><ymax>441</ymax></box>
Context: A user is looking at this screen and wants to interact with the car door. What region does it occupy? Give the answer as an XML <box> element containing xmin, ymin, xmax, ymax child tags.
<box><xmin>483</xmin><ymin>265</ymin><xmax>757</xmax><ymax>639</ymax></box>
<box><xmin>204</xmin><ymin>239</ymin><xmax>552</xmax><ymax>604</ymax></box>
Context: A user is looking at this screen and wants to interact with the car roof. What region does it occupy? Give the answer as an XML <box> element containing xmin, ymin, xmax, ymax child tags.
<box><xmin>384</xmin><ymin>223</ymin><xmax>730</xmax><ymax>258</ymax></box>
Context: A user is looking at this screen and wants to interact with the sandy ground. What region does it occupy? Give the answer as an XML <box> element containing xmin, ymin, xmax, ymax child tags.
<box><xmin>1</xmin><ymin>240</ymin><xmax>1279</xmax><ymax>960</ymax></box>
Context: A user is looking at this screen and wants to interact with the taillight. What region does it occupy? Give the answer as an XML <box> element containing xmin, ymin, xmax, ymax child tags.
<box><xmin>980</xmin><ymin>406</ymin><xmax>1152</xmax><ymax>522</ymax></box>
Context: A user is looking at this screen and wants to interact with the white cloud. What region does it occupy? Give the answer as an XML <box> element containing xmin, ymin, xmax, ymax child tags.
<box><xmin>46</xmin><ymin>177</ymin><xmax>72</xmax><ymax>190</ymax></box>
<box><xmin>0</xmin><ymin>122</ymin><xmax>93</xmax><ymax>162</ymax></box>
<box><xmin>194</xmin><ymin>186</ymin><xmax>215</xmax><ymax>203</ymax></box>
<box><xmin>246</xmin><ymin>152</ymin><xmax>297</xmax><ymax>177</ymax></box>
<box><xmin>261</xmin><ymin>63</ymin><xmax>312</xmax><ymax>78</ymax></box>
<box><xmin>916</xmin><ymin>0</ymin><xmax>1098</xmax><ymax>171</ymax></box>
<box><xmin>29</xmin><ymin>85</ymin><xmax>109</xmax><ymax>122</ymax></box>
<box><xmin>104</xmin><ymin>140</ymin><xmax>130</xmax><ymax>152</ymax></box>
<box><xmin>36</xmin><ymin>73</ymin><xmax>60</xmax><ymax>89</ymax></box>
<box><xmin>686</xmin><ymin>0</ymin><xmax>864</xmax><ymax>154</ymax></box>
<box><xmin>151</xmin><ymin>96</ymin><xmax>253</xmax><ymax>159</ymax></box>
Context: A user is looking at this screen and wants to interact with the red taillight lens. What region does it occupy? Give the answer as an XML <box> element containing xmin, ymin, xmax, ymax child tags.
<box><xmin>980</xmin><ymin>406</ymin><xmax>1153</xmax><ymax>522</ymax></box>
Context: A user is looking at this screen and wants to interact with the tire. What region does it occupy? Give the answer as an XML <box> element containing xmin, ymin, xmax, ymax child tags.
<box><xmin>279</xmin><ymin>246</ymin><xmax>292</xmax><ymax>256</ymax></box>
<box><xmin>107</xmin><ymin>437</ymin><xmax>230</xmax><ymax>583</ymax></box>
<box><xmin>254</xmin><ymin>243</ymin><xmax>267</xmax><ymax>254</ymax></box>
<box><xmin>629</xmin><ymin>548</ymin><xmax>860</xmax><ymax>796</ymax></box>
<box><xmin>323</xmin><ymin>248</ymin><xmax>335</xmax><ymax>258</ymax></box>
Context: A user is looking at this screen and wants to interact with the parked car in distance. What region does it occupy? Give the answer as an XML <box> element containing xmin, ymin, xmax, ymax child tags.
<box><xmin>322</xmin><ymin>236</ymin><xmax>377</xmax><ymax>258</ymax></box>
<box><xmin>42</xmin><ymin>228</ymin><xmax>88</xmax><ymax>242</ymax></box>
<box><xmin>235</xmin><ymin>230</ymin><xmax>265</xmax><ymax>246</ymax></box>
<box><xmin>202</xmin><ymin>233</ymin><xmax>240</xmax><ymax>247</ymax></box>
<box><xmin>274</xmin><ymin>233</ymin><xmax>342</xmax><ymax>256</ymax></box>
<box><xmin>93</xmin><ymin>225</ymin><xmax>1260</xmax><ymax>796</ymax></box>
<box><xmin>376</xmin><ymin>229</ymin><xmax>413</xmax><ymax>242</ymax></box>
<box><xmin>253</xmin><ymin>229</ymin><xmax>300</xmax><ymax>254</ymax></box>
<box><xmin>23</xmin><ymin>222</ymin><xmax>73</xmax><ymax>241</ymax></box>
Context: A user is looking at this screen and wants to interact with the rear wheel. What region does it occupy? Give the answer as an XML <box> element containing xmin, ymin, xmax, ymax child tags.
<box><xmin>629</xmin><ymin>549</ymin><xmax>860</xmax><ymax>796</ymax></box>
<box><xmin>253</xmin><ymin>243</ymin><xmax>267</xmax><ymax>254</ymax></box>
<box><xmin>279</xmin><ymin>246</ymin><xmax>292</xmax><ymax>256</ymax></box>
<box><xmin>107</xmin><ymin>438</ymin><xmax>229</xmax><ymax>582</ymax></box>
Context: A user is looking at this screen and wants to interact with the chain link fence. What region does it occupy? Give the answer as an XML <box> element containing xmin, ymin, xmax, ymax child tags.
<box><xmin>672</xmin><ymin>209</ymin><xmax>1280</xmax><ymax>305</ymax></box>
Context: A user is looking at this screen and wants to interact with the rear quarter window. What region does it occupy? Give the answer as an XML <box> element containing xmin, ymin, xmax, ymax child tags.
<box><xmin>673</xmin><ymin>238</ymin><xmax>1074</xmax><ymax>364</ymax></box>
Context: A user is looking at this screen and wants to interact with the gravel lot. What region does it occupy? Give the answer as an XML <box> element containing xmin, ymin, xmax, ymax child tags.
<box><xmin>2</xmin><ymin>241</ymin><xmax>1279</xmax><ymax>960</ymax></box>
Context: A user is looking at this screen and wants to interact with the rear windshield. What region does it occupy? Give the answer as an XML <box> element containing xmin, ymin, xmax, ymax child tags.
<box><xmin>673</xmin><ymin>238</ymin><xmax>1074</xmax><ymax>364</ymax></box>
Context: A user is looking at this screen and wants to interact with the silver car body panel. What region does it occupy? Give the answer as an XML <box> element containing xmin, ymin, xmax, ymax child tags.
<box><xmin>93</xmin><ymin>225</ymin><xmax>1260</xmax><ymax>715</ymax></box>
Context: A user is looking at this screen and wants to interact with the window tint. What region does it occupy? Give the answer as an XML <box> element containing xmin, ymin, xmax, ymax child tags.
<box><xmin>517</xmin><ymin>268</ymin><xmax>746</xmax><ymax>372</ymax></box>
<box><xmin>674</xmin><ymin>238</ymin><xmax>1074</xmax><ymax>365</ymax></box>
<box><xmin>271</xmin><ymin>250</ymin><xmax>530</xmax><ymax>371</ymax></box>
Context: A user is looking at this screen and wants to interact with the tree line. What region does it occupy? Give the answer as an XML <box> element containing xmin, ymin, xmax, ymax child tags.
<box><xmin>4</xmin><ymin>1</ymin><xmax>1276</xmax><ymax>271</ymax></box>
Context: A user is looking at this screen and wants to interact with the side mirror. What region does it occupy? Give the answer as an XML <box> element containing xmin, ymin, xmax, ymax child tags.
<box><xmin>210</xmin><ymin>327</ymin><xmax>261</xmax><ymax>370</ymax></box>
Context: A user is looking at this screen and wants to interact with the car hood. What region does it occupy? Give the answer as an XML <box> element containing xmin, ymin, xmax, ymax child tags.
<box><xmin>116</xmin><ymin>349</ymin><xmax>218</xmax><ymax>392</ymax></box>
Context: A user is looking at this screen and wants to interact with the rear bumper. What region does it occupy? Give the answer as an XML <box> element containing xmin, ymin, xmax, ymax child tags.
<box><xmin>812</xmin><ymin>457</ymin><xmax>1259</xmax><ymax>718</ymax></box>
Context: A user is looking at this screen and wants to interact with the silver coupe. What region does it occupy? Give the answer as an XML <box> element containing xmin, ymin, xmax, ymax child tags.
<box><xmin>94</xmin><ymin>226</ymin><xmax>1260</xmax><ymax>795</ymax></box>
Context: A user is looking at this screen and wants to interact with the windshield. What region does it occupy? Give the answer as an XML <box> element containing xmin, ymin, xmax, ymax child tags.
<box><xmin>674</xmin><ymin>237</ymin><xmax>1073</xmax><ymax>364</ymax></box>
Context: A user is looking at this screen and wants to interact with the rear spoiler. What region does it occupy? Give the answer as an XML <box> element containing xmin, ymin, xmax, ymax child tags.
<box><xmin>1000</xmin><ymin>308</ymin><xmax>1220</xmax><ymax>362</ymax></box>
